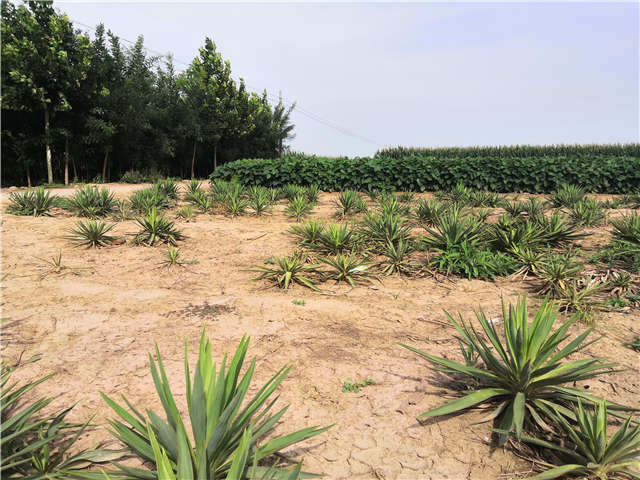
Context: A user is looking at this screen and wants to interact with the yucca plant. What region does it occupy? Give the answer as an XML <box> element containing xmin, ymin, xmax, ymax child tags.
<box><xmin>114</xmin><ymin>199</ymin><xmax>132</xmax><ymax>221</ymax></box>
<box><xmin>320</xmin><ymin>252</ymin><xmax>374</xmax><ymax>286</ymax></box>
<box><xmin>284</xmin><ymin>195</ymin><xmax>314</xmax><ymax>221</ymax></box>
<box><xmin>523</xmin><ymin>196</ymin><xmax>547</xmax><ymax>220</ymax></box>
<box><xmin>154</xmin><ymin>178</ymin><xmax>179</xmax><ymax>199</ymax></box>
<box><xmin>489</xmin><ymin>216</ymin><xmax>545</xmax><ymax>252</ymax></box>
<box><xmin>1</xmin><ymin>355</ymin><xmax>120</xmax><ymax>478</ymax></box>
<box><xmin>6</xmin><ymin>187</ymin><xmax>56</xmax><ymax>217</ymax></box>
<box><xmin>129</xmin><ymin>187</ymin><xmax>171</xmax><ymax>214</ymax></box>
<box><xmin>134</xmin><ymin>208</ymin><xmax>185</xmax><ymax>246</ymax></box>
<box><xmin>185</xmin><ymin>179</ymin><xmax>204</xmax><ymax>201</ymax></box>
<box><xmin>515</xmin><ymin>400</ymin><xmax>640</xmax><ymax>480</ymax></box>
<box><xmin>289</xmin><ymin>219</ymin><xmax>326</xmax><ymax>244</ymax></box>
<box><xmin>63</xmin><ymin>186</ymin><xmax>117</xmax><ymax>218</ymax></box>
<box><xmin>377</xmin><ymin>193</ymin><xmax>411</xmax><ymax>217</ymax></box>
<box><xmin>535</xmin><ymin>213</ymin><xmax>587</xmax><ymax>246</ymax></box>
<box><xmin>508</xmin><ymin>246</ymin><xmax>547</xmax><ymax>279</ymax></box>
<box><xmin>397</xmin><ymin>191</ymin><xmax>416</xmax><ymax>204</ymax></box>
<box><xmin>607</xmin><ymin>270</ymin><xmax>635</xmax><ymax>298</ymax></box>
<box><xmin>309</xmin><ymin>223</ymin><xmax>357</xmax><ymax>254</ymax></box>
<box><xmin>334</xmin><ymin>190</ymin><xmax>361</xmax><ymax>218</ymax></box>
<box><xmin>468</xmin><ymin>191</ymin><xmax>500</xmax><ymax>208</ymax></box>
<box><xmin>303</xmin><ymin>184</ymin><xmax>320</xmax><ymax>203</ymax></box>
<box><xmin>247</xmin><ymin>187</ymin><xmax>272</xmax><ymax>216</ymax></box>
<box><xmin>282</xmin><ymin>184</ymin><xmax>304</xmax><ymax>201</ymax></box>
<box><xmin>400</xmin><ymin>296</ymin><xmax>633</xmax><ymax>447</ymax></box>
<box><xmin>420</xmin><ymin>207</ymin><xmax>485</xmax><ymax>251</ymax></box>
<box><xmin>176</xmin><ymin>205</ymin><xmax>197</xmax><ymax>222</ymax></box>
<box><xmin>224</xmin><ymin>193</ymin><xmax>249</xmax><ymax>218</ymax></box>
<box><xmin>550</xmin><ymin>184</ymin><xmax>587</xmax><ymax>208</ymax></box>
<box><xmin>439</xmin><ymin>182</ymin><xmax>471</xmax><ymax>205</ymax></box>
<box><xmin>428</xmin><ymin>240</ymin><xmax>519</xmax><ymax>280</ymax></box>
<box><xmin>99</xmin><ymin>333</ymin><xmax>329</xmax><ymax>479</ymax></box>
<box><xmin>359</xmin><ymin>212</ymin><xmax>412</xmax><ymax>250</ymax></box>
<box><xmin>188</xmin><ymin>190</ymin><xmax>213</xmax><ymax>213</ymax></box>
<box><xmin>415</xmin><ymin>198</ymin><xmax>445</xmax><ymax>226</ymax></box>
<box><xmin>250</xmin><ymin>252</ymin><xmax>321</xmax><ymax>290</ymax></box>
<box><xmin>501</xmin><ymin>199</ymin><xmax>526</xmax><ymax>218</ymax></box>
<box><xmin>610</xmin><ymin>213</ymin><xmax>640</xmax><ymax>244</ymax></box>
<box><xmin>65</xmin><ymin>219</ymin><xmax>117</xmax><ymax>248</ymax></box>
<box><xmin>622</xmin><ymin>191</ymin><xmax>640</xmax><ymax>209</ymax></box>
<box><xmin>473</xmin><ymin>208</ymin><xmax>492</xmax><ymax>223</ymax></box>
<box><xmin>536</xmin><ymin>253</ymin><xmax>584</xmax><ymax>296</ymax></box>
<box><xmin>378</xmin><ymin>240</ymin><xmax>417</xmax><ymax>276</ymax></box>
<box><xmin>555</xmin><ymin>279</ymin><xmax>604</xmax><ymax>323</ymax></box>
<box><xmin>567</xmin><ymin>197</ymin><xmax>606</xmax><ymax>227</ymax></box>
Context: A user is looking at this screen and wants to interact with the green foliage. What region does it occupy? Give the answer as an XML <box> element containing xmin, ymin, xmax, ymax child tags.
<box><xmin>309</xmin><ymin>223</ymin><xmax>357</xmax><ymax>255</ymax></box>
<box><xmin>554</xmin><ymin>280</ymin><xmax>604</xmax><ymax>323</ymax></box>
<box><xmin>134</xmin><ymin>208</ymin><xmax>185</xmax><ymax>246</ymax></box>
<box><xmin>65</xmin><ymin>219</ymin><xmax>117</xmax><ymax>248</ymax></box>
<box><xmin>501</xmin><ymin>199</ymin><xmax>526</xmax><ymax>217</ymax></box>
<box><xmin>154</xmin><ymin>178</ymin><xmax>179</xmax><ymax>199</ymax></box>
<box><xmin>320</xmin><ymin>253</ymin><xmax>374</xmax><ymax>286</ymax></box>
<box><xmin>289</xmin><ymin>219</ymin><xmax>326</xmax><ymax>244</ymax></box>
<box><xmin>359</xmin><ymin>212</ymin><xmax>412</xmax><ymax>250</ymax></box>
<box><xmin>378</xmin><ymin>240</ymin><xmax>418</xmax><ymax>276</ymax></box>
<box><xmin>120</xmin><ymin>170</ymin><xmax>164</xmax><ymax>184</ymax></box>
<box><xmin>623</xmin><ymin>337</ymin><xmax>640</xmax><ymax>352</ymax></box>
<box><xmin>212</xmin><ymin>154</ymin><xmax>640</xmax><ymax>193</ymax></box>
<box><xmin>592</xmin><ymin>240</ymin><xmax>640</xmax><ymax>273</ymax></box>
<box><xmin>282</xmin><ymin>184</ymin><xmax>305</xmax><ymax>201</ymax></box>
<box><xmin>376</xmin><ymin>193</ymin><xmax>411</xmax><ymax>217</ymax></box>
<box><xmin>414</xmin><ymin>198</ymin><xmax>445</xmax><ymax>226</ymax></box>
<box><xmin>291</xmin><ymin>299</ymin><xmax>306</xmax><ymax>306</ymax></box>
<box><xmin>303</xmin><ymin>184</ymin><xmax>320</xmax><ymax>203</ymax></box>
<box><xmin>517</xmin><ymin>400</ymin><xmax>640</xmax><ymax>480</ymax></box>
<box><xmin>6</xmin><ymin>188</ymin><xmax>56</xmax><ymax>216</ymax></box>
<box><xmin>468</xmin><ymin>190</ymin><xmax>501</xmax><ymax>207</ymax></box>
<box><xmin>99</xmin><ymin>332</ymin><xmax>329</xmax><ymax>479</ymax></box>
<box><xmin>0</xmin><ymin>355</ymin><xmax>120</xmax><ymax>478</ymax></box>
<box><xmin>420</xmin><ymin>208</ymin><xmax>484</xmax><ymax>251</ymax></box>
<box><xmin>185</xmin><ymin>179</ymin><xmax>204</xmax><ymax>200</ymax></box>
<box><xmin>224</xmin><ymin>193</ymin><xmax>249</xmax><ymax>217</ymax></box>
<box><xmin>375</xmin><ymin>143</ymin><xmax>640</xmax><ymax>159</ymax></box>
<box><xmin>550</xmin><ymin>184</ymin><xmax>587</xmax><ymax>208</ymax></box>
<box><xmin>400</xmin><ymin>296</ymin><xmax>633</xmax><ymax>447</ymax></box>
<box><xmin>176</xmin><ymin>205</ymin><xmax>197</xmax><ymax>221</ymax></box>
<box><xmin>114</xmin><ymin>199</ymin><xmax>132</xmax><ymax>221</ymax></box>
<box><xmin>610</xmin><ymin>212</ymin><xmax>640</xmax><ymax>244</ymax></box>
<box><xmin>566</xmin><ymin>197</ymin><xmax>606</xmax><ymax>226</ymax></box>
<box><xmin>342</xmin><ymin>378</ymin><xmax>375</xmax><ymax>393</ymax></box>
<box><xmin>428</xmin><ymin>241</ymin><xmax>519</xmax><ymax>280</ymax></box>
<box><xmin>250</xmin><ymin>252</ymin><xmax>321</xmax><ymax>290</ymax></box>
<box><xmin>129</xmin><ymin>187</ymin><xmax>171</xmax><ymax>214</ymax></box>
<box><xmin>247</xmin><ymin>186</ymin><xmax>272</xmax><ymax>216</ymax></box>
<box><xmin>489</xmin><ymin>216</ymin><xmax>545</xmax><ymax>252</ymax></box>
<box><xmin>188</xmin><ymin>190</ymin><xmax>213</xmax><ymax>213</ymax></box>
<box><xmin>284</xmin><ymin>195</ymin><xmax>314</xmax><ymax>221</ymax></box>
<box><xmin>523</xmin><ymin>197</ymin><xmax>547</xmax><ymax>220</ymax></box>
<box><xmin>62</xmin><ymin>186</ymin><xmax>117</xmax><ymax>218</ymax></box>
<box><xmin>536</xmin><ymin>253</ymin><xmax>584</xmax><ymax>296</ymax></box>
<box><xmin>534</xmin><ymin>213</ymin><xmax>587</xmax><ymax>246</ymax></box>
<box><xmin>334</xmin><ymin>190</ymin><xmax>363</xmax><ymax>218</ymax></box>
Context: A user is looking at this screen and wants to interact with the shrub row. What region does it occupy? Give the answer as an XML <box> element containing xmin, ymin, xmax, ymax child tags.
<box><xmin>375</xmin><ymin>143</ymin><xmax>640</xmax><ymax>159</ymax></box>
<box><xmin>210</xmin><ymin>154</ymin><xmax>640</xmax><ymax>193</ymax></box>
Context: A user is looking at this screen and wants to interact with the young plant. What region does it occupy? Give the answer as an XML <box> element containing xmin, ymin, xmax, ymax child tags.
<box><xmin>400</xmin><ymin>296</ymin><xmax>632</xmax><ymax>446</ymax></box>
<box><xmin>188</xmin><ymin>190</ymin><xmax>213</xmax><ymax>213</ymax></box>
<box><xmin>303</xmin><ymin>184</ymin><xmax>320</xmax><ymax>203</ymax></box>
<box><xmin>63</xmin><ymin>185</ymin><xmax>117</xmax><ymax>218</ymax></box>
<box><xmin>379</xmin><ymin>240</ymin><xmax>417</xmax><ymax>276</ymax></box>
<box><xmin>99</xmin><ymin>333</ymin><xmax>329</xmax><ymax>479</ymax></box>
<box><xmin>429</xmin><ymin>240</ymin><xmax>519</xmax><ymax>280</ymax></box>
<box><xmin>516</xmin><ymin>400</ymin><xmax>640</xmax><ymax>480</ymax></box>
<box><xmin>397</xmin><ymin>191</ymin><xmax>416</xmax><ymax>204</ymax></box>
<box><xmin>468</xmin><ymin>190</ymin><xmax>500</xmax><ymax>208</ymax></box>
<box><xmin>610</xmin><ymin>212</ymin><xmax>640</xmax><ymax>244</ymax></box>
<box><xmin>536</xmin><ymin>252</ymin><xmax>584</xmax><ymax>296</ymax></box>
<box><xmin>159</xmin><ymin>248</ymin><xmax>196</xmax><ymax>269</ymax></box>
<box><xmin>420</xmin><ymin>207</ymin><xmax>484</xmax><ymax>251</ymax></box>
<box><xmin>310</xmin><ymin>223</ymin><xmax>357</xmax><ymax>254</ymax></box>
<box><xmin>415</xmin><ymin>198</ymin><xmax>445</xmax><ymax>226</ymax></box>
<box><xmin>606</xmin><ymin>270</ymin><xmax>635</xmax><ymax>298</ymax></box>
<box><xmin>248</xmin><ymin>187</ymin><xmax>272</xmax><ymax>216</ymax></box>
<box><xmin>342</xmin><ymin>378</ymin><xmax>375</xmax><ymax>393</ymax></box>
<box><xmin>184</xmin><ymin>179</ymin><xmax>204</xmax><ymax>201</ymax></box>
<box><xmin>623</xmin><ymin>337</ymin><xmax>640</xmax><ymax>352</ymax></box>
<box><xmin>508</xmin><ymin>246</ymin><xmax>546</xmax><ymax>279</ymax></box>
<box><xmin>224</xmin><ymin>192</ymin><xmax>249</xmax><ymax>217</ymax></box>
<box><xmin>134</xmin><ymin>207</ymin><xmax>185</xmax><ymax>246</ymax></box>
<box><xmin>176</xmin><ymin>205</ymin><xmax>197</xmax><ymax>222</ymax></box>
<box><xmin>320</xmin><ymin>252</ymin><xmax>374</xmax><ymax>286</ymax></box>
<box><xmin>250</xmin><ymin>252</ymin><xmax>321</xmax><ymax>290</ymax></box>
<box><xmin>501</xmin><ymin>199</ymin><xmax>526</xmax><ymax>218</ymax></box>
<box><xmin>359</xmin><ymin>212</ymin><xmax>412</xmax><ymax>250</ymax></box>
<box><xmin>6</xmin><ymin>187</ymin><xmax>56</xmax><ymax>217</ymax></box>
<box><xmin>440</xmin><ymin>182</ymin><xmax>471</xmax><ymax>205</ymax></box>
<box><xmin>289</xmin><ymin>219</ymin><xmax>326</xmax><ymax>244</ymax></box>
<box><xmin>567</xmin><ymin>197</ymin><xmax>606</xmax><ymax>226</ymax></box>
<box><xmin>523</xmin><ymin>196</ymin><xmax>547</xmax><ymax>220</ymax></box>
<box><xmin>535</xmin><ymin>213</ymin><xmax>587</xmax><ymax>246</ymax></box>
<box><xmin>334</xmin><ymin>190</ymin><xmax>361</xmax><ymax>218</ymax></box>
<box><xmin>554</xmin><ymin>279</ymin><xmax>604</xmax><ymax>323</ymax></box>
<box><xmin>550</xmin><ymin>183</ymin><xmax>586</xmax><ymax>208</ymax></box>
<box><xmin>284</xmin><ymin>195</ymin><xmax>314</xmax><ymax>221</ymax></box>
<box><xmin>129</xmin><ymin>186</ymin><xmax>171</xmax><ymax>214</ymax></box>
<box><xmin>377</xmin><ymin>193</ymin><xmax>411</xmax><ymax>217</ymax></box>
<box><xmin>65</xmin><ymin>219</ymin><xmax>117</xmax><ymax>248</ymax></box>
<box><xmin>282</xmin><ymin>184</ymin><xmax>304</xmax><ymax>201</ymax></box>
<box><xmin>154</xmin><ymin>178</ymin><xmax>179</xmax><ymax>199</ymax></box>
<box><xmin>489</xmin><ymin>216</ymin><xmax>545</xmax><ymax>252</ymax></box>
<box><xmin>114</xmin><ymin>199</ymin><xmax>132</xmax><ymax>221</ymax></box>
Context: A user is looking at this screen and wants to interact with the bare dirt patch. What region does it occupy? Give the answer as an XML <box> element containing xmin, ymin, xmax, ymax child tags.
<box><xmin>2</xmin><ymin>184</ymin><xmax>639</xmax><ymax>479</ymax></box>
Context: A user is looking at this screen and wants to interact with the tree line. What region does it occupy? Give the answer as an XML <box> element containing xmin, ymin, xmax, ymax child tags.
<box><xmin>1</xmin><ymin>0</ymin><xmax>295</xmax><ymax>186</ymax></box>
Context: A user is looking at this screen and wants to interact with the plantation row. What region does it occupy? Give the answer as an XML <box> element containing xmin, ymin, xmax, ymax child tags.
<box><xmin>374</xmin><ymin>142</ymin><xmax>640</xmax><ymax>159</ymax></box>
<box><xmin>210</xmin><ymin>154</ymin><xmax>640</xmax><ymax>193</ymax></box>
<box><xmin>4</xmin><ymin>181</ymin><xmax>640</xmax><ymax>479</ymax></box>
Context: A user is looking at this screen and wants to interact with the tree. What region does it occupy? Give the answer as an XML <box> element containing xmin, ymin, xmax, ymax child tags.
<box><xmin>1</xmin><ymin>0</ymin><xmax>91</xmax><ymax>184</ymax></box>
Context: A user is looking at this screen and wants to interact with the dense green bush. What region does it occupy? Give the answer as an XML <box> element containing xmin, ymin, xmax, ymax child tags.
<box><xmin>211</xmin><ymin>154</ymin><xmax>640</xmax><ymax>193</ymax></box>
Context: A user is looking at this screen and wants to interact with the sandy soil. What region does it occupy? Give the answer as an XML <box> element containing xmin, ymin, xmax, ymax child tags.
<box><xmin>1</xmin><ymin>183</ymin><xmax>639</xmax><ymax>480</ymax></box>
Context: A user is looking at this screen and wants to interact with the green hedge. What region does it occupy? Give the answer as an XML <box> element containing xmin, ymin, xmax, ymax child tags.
<box><xmin>375</xmin><ymin>143</ymin><xmax>640</xmax><ymax>159</ymax></box>
<box><xmin>211</xmin><ymin>155</ymin><xmax>640</xmax><ymax>193</ymax></box>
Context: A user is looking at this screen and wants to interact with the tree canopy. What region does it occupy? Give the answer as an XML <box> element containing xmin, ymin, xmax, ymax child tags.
<box><xmin>1</xmin><ymin>0</ymin><xmax>295</xmax><ymax>186</ymax></box>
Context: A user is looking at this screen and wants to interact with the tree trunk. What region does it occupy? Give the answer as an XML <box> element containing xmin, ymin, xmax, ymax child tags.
<box><xmin>44</xmin><ymin>107</ymin><xmax>53</xmax><ymax>184</ymax></box>
<box><xmin>72</xmin><ymin>155</ymin><xmax>78</xmax><ymax>182</ymax></box>
<box><xmin>26</xmin><ymin>163</ymin><xmax>32</xmax><ymax>188</ymax></box>
<box><xmin>213</xmin><ymin>144</ymin><xmax>217</xmax><ymax>171</ymax></box>
<box><xmin>102</xmin><ymin>150</ymin><xmax>109</xmax><ymax>183</ymax></box>
<box><xmin>191</xmin><ymin>141</ymin><xmax>197</xmax><ymax>179</ymax></box>
<box><xmin>64</xmin><ymin>135</ymin><xmax>70</xmax><ymax>185</ymax></box>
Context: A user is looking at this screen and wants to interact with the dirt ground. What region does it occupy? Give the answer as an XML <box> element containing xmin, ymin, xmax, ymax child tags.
<box><xmin>1</xmin><ymin>182</ymin><xmax>639</xmax><ymax>480</ymax></box>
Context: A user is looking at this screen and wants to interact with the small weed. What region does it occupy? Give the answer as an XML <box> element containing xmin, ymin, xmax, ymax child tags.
<box><xmin>623</xmin><ymin>337</ymin><xmax>640</xmax><ymax>352</ymax></box>
<box><xmin>342</xmin><ymin>378</ymin><xmax>375</xmax><ymax>393</ymax></box>
<box><xmin>291</xmin><ymin>299</ymin><xmax>306</xmax><ymax>306</ymax></box>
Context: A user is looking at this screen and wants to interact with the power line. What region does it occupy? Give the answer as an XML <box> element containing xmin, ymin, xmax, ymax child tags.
<box><xmin>70</xmin><ymin>17</ymin><xmax>382</xmax><ymax>147</ymax></box>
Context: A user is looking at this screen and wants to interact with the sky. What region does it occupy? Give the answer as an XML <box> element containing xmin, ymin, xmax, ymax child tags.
<box><xmin>56</xmin><ymin>1</ymin><xmax>639</xmax><ymax>157</ymax></box>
